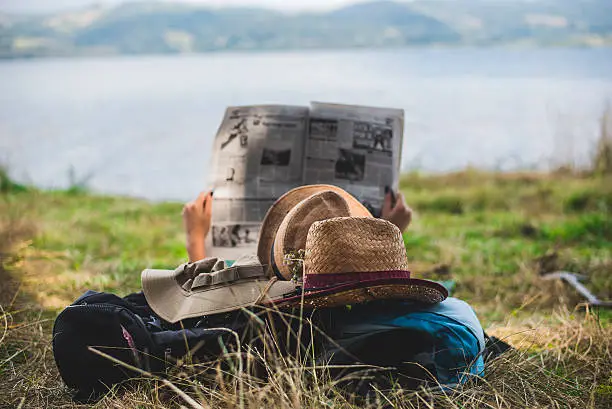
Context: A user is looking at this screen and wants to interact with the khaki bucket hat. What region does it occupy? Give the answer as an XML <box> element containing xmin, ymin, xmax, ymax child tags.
<box><xmin>141</xmin><ymin>255</ymin><xmax>296</xmax><ymax>323</ymax></box>
<box><xmin>258</xmin><ymin>184</ymin><xmax>371</xmax><ymax>280</ymax></box>
<box><xmin>275</xmin><ymin>217</ymin><xmax>448</xmax><ymax>308</ymax></box>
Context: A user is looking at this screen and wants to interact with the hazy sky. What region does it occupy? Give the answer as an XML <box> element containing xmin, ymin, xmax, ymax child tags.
<box><xmin>0</xmin><ymin>0</ymin><xmax>378</xmax><ymax>14</ymax></box>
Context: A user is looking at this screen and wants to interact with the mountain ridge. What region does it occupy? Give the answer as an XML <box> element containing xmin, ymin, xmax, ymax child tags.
<box><xmin>1</xmin><ymin>0</ymin><xmax>611</xmax><ymax>58</ymax></box>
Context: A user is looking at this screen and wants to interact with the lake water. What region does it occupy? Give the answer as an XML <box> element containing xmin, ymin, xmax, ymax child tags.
<box><xmin>1</xmin><ymin>48</ymin><xmax>611</xmax><ymax>201</ymax></box>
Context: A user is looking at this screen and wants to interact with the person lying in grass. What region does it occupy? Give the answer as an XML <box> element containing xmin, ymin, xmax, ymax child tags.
<box><xmin>182</xmin><ymin>188</ymin><xmax>414</xmax><ymax>262</ymax></box>
<box><xmin>51</xmin><ymin>185</ymin><xmax>487</xmax><ymax>398</ymax></box>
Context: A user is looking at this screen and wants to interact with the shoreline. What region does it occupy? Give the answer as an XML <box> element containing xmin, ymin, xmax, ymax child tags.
<box><xmin>3</xmin><ymin>43</ymin><xmax>612</xmax><ymax>62</ymax></box>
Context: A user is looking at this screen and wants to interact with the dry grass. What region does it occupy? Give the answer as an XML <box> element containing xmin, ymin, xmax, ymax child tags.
<box><xmin>1</xmin><ymin>169</ymin><xmax>611</xmax><ymax>408</ymax></box>
<box><xmin>2</xmin><ymin>300</ymin><xmax>610</xmax><ymax>408</ymax></box>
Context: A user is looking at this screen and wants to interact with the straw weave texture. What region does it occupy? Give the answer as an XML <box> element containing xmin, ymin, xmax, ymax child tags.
<box><xmin>291</xmin><ymin>284</ymin><xmax>447</xmax><ymax>309</ymax></box>
<box><xmin>304</xmin><ymin>217</ymin><xmax>409</xmax><ymax>275</ymax></box>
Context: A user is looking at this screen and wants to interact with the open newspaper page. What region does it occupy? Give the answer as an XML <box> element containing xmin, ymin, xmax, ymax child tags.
<box><xmin>303</xmin><ymin>102</ymin><xmax>404</xmax><ymax>216</ymax></box>
<box><xmin>206</xmin><ymin>105</ymin><xmax>309</xmax><ymax>259</ymax></box>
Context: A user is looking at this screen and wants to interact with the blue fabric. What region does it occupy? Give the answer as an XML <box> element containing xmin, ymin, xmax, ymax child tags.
<box><xmin>326</xmin><ymin>297</ymin><xmax>485</xmax><ymax>387</ymax></box>
<box><xmin>388</xmin><ymin>310</ymin><xmax>485</xmax><ymax>385</ymax></box>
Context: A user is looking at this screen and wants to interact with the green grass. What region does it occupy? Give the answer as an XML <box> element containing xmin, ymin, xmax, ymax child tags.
<box><xmin>1</xmin><ymin>170</ymin><xmax>611</xmax><ymax>408</ymax></box>
<box><xmin>399</xmin><ymin>171</ymin><xmax>611</xmax><ymax>317</ymax></box>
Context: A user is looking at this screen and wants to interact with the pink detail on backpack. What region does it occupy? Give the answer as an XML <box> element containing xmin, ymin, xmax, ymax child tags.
<box><xmin>121</xmin><ymin>325</ymin><xmax>137</xmax><ymax>352</ymax></box>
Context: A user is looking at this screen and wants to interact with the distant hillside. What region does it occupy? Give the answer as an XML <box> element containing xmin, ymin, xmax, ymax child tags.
<box><xmin>1</xmin><ymin>0</ymin><xmax>611</xmax><ymax>58</ymax></box>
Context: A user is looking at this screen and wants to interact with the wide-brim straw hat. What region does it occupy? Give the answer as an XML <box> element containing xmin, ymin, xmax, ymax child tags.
<box><xmin>275</xmin><ymin>216</ymin><xmax>448</xmax><ymax>308</ymax></box>
<box><xmin>258</xmin><ymin>184</ymin><xmax>371</xmax><ymax>280</ymax></box>
<box><xmin>141</xmin><ymin>255</ymin><xmax>296</xmax><ymax>323</ymax></box>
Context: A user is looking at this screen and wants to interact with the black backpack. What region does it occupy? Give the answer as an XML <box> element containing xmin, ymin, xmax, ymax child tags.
<box><xmin>52</xmin><ymin>290</ymin><xmax>259</xmax><ymax>401</ymax></box>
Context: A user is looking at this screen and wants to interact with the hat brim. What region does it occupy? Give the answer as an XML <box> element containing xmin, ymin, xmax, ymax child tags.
<box><xmin>272</xmin><ymin>277</ymin><xmax>448</xmax><ymax>309</ymax></box>
<box><xmin>142</xmin><ymin>269</ymin><xmax>297</xmax><ymax>323</ymax></box>
<box><xmin>257</xmin><ymin>185</ymin><xmax>371</xmax><ymax>273</ymax></box>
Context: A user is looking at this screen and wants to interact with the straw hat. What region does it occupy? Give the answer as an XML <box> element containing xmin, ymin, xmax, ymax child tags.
<box><xmin>141</xmin><ymin>255</ymin><xmax>296</xmax><ymax>323</ymax></box>
<box><xmin>258</xmin><ymin>184</ymin><xmax>371</xmax><ymax>280</ymax></box>
<box><xmin>276</xmin><ymin>216</ymin><xmax>447</xmax><ymax>308</ymax></box>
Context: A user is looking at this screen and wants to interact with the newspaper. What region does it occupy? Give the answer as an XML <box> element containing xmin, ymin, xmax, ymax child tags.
<box><xmin>206</xmin><ymin>102</ymin><xmax>404</xmax><ymax>259</ymax></box>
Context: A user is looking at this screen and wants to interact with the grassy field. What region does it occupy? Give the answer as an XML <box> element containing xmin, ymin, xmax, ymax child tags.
<box><xmin>1</xmin><ymin>169</ymin><xmax>611</xmax><ymax>408</ymax></box>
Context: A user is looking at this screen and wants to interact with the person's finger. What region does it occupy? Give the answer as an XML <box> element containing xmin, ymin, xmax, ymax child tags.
<box><xmin>382</xmin><ymin>187</ymin><xmax>393</xmax><ymax>216</ymax></box>
<box><xmin>396</xmin><ymin>192</ymin><xmax>413</xmax><ymax>228</ymax></box>
<box><xmin>393</xmin><ymin>191</ymin><xmax>407</xmax><ymax>211</ymax></box>
<box><xmin>195</xmin><ymin>191</ymin><xmax>208</xmax><ymax>207</ymax></box>
<box><xmin>203</xmin><ymin>190</ymin><xmax>213</xmax><ymax>216</ymax></box>
<box><xmin>182</xmin><ymin>200</ymin><xmax>195</xmax><ymax>213</ymax></box>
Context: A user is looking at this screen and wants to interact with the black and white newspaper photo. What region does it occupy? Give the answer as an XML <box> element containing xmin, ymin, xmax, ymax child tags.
<box><xmin>206</xmin><ymin>105</ymin><xmax>309</xmax><ymax>259</ymax></box>
<box><xmin>304</xmin><ymin>102</ymin><xmax>404</xmax><ymax>217</ymax></box>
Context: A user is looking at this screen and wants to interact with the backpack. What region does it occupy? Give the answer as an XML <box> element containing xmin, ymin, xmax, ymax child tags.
<box><xmin>312</xmin><ymin>297</ymin><xmax>488</xmax><ymax>393</ymax></box>
<box><xmin>52</xmin><ymin>290</ymin><xmax>254</xmax><ymax>401</ymax></box>
<box><xmin>53</xmin><ymin>291</ymin><xmax>500</xmax><ymax>401</ymax></box>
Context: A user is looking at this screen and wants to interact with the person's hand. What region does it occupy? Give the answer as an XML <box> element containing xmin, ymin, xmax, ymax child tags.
<box><xmin>182</xmin><ymin>191</ymin><xmax>213</xmax><ymax>262</ymax></box>
<box><xmin>381</xmin><ymin>188</ymin><xmax>412</xmax><ymax>233</ymax></box>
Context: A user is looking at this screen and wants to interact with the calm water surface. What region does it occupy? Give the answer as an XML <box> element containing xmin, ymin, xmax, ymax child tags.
<box><xmin>1</xmin><ymin>48</ymin><xmax>611</xmax><ymax>200</ymax></box>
